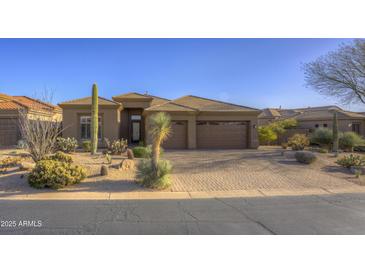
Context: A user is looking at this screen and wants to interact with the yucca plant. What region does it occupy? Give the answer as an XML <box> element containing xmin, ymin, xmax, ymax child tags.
<box><xmin>136</xmin><ymin>112</ymin><xmax>172</xmax><ymax>189</ymax></box>
<box><xmin>149</xmin><ymin>112</ymin><xmax>171</xmax><ymax>173</ymax></box>
<box><xmin>91</xmin><ymin>83</ymin><xmax>98</xmax><ymax>155</ymax></box>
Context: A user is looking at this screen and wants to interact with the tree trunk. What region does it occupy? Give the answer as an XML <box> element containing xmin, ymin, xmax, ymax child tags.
<box><xmin>152</xmin><ymin>138</ymin><xmax>161</xmax><ymax>174</ymax></box>
<box><xmin>332</xmin><ymin>111</ymin><xmax>339</xmax><ymax>156</ymax></box>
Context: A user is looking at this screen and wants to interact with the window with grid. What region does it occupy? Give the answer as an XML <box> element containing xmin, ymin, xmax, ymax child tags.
<box><xmin>80</xmin><ymin>116</ymin><xmax>102</xmax><ymax>139</ymax></box>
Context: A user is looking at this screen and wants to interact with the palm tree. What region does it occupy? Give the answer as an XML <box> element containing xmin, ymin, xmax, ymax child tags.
<box><xmin>148</xmin><ymin>112</ymin><xmax>171</xmax><ymax>173</ymax></box>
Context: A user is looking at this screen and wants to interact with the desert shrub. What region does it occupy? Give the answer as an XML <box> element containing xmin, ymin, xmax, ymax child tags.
<box><xmin>310</xmin><ymin>128</ymin><xmax>333</xmax><ymax>148</ymax></box>
<box><xmin>104</xmin><ymin>138</ymin><xmax>128</xmax><ymax>155</ymax></box>
<box><xmin>136</xmin><ymin>159</ymin><xmax>172</xmax><ymax>189</ymax></box>
<box><xmin>127</xmin><ymin>148</ymin><xmax>134</xmax><ymax>160</ymax></box>
<box><xmin>336</xmin><ymin>154</ymin><xmax>365</xmax><ymax>168</ymax></box>
<box><xmin>318</xmin><ymin>148</ymin><xmax>328</xmax><ymax>153</ymax></box>
<box><xmin>294</xmin><ymin>151</ymin><xmax>317</xmax><ymax>164</ymax></box>
<box><xmin>132</xmin><ymin>146</ymin><xmax>164</xmax><ymax>158</ymax></box>
<box><xmin>132</xmin><ymin>146</ymin><xmax>149</xmax><ymax>158</ymax></box>
<box><xmin>82</xmin><ymin>140</ymin><xmax>92</xmax><ymax>152</ymax></box>
<box><xmin>258</xmin><ymin>126</ymin><xmax>277</xmax><ymax>145</ymax></box>
<box><xmin>281</xmin><ymin>142</ymin><xmax>288</xmax><ymax>149</ymax></box>
<box><xmin>258</xmin><ymin>118</ymin><xmax>298</xmax><ymax>145</ymax></box>
<box><xmin>56</xmin><ymin>137</ymin><xmax>78</xmax><ymax>153</ymax></box>
<box><xmin>44</xmin><ymin>151</ymin><xmax>73</xmax><ymax>163</ymax></box>
<box><xmin>288</xmin><ymin>134</ymin><xmax>309</xmax><ymax>150</ymax></box>
<box><xmin>28</xmin><ymin>160</ymin><xmax>86</xmax><ymax>189</ymax></box>
<box><xmin>0</xmin><ymin>157</ymin><xmax>22</xmax><ymax>173</ymax></box>
<box><xmin>339</xmin><ymin>132</ymin><xmax>365</xmax><ymax>151</ymax></box>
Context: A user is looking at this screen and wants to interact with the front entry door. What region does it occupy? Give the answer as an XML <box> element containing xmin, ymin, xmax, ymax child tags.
<box><xmin>132</xmin><ymin>121</ymin><xmax>141</xmax><ymax>143</ymax></box>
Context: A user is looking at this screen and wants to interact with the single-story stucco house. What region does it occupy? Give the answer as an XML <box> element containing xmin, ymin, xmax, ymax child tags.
<box><xmin>0</xmin><ymin>93</ymin><xmax>62</xmax><ymax>146</ymax></box>
<box><xmin>258</xmin><ymin>105</ymin><xmax>365</xmax><ymax>142</ymax></box>
<box><xmin>59</xmin><ymin>92</ymin><xmax>260</xmax><ymax>149</ymax></box>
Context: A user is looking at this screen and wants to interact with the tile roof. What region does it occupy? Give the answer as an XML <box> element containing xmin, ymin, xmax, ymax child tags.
<box><xmin>145</xmin><ymin>101</ymin><xmax>198</xmax><ymax>112</ymax></box>
<box><xmin>112</xmin><ymin>92</ymin><xmax>151</xmax><ymax>99</ymax></box>
<box><xmin>59</xmin><ymin>96</ymin><xmax>120</xmax><ymax>106</ymax></box>
<box><xmin>259</xmin><ymin>106</ymin><xmax>365</xmax><ymax>120</ymax></box>
<box><xmin>172</xmin><ymin>95</ymin><xmax>259</xmax><ymax>112</ymax></box>
<box><xmin>0</xmin><ymin>93</ymin><xmax>59</xmax><ymax>113</ymax></box>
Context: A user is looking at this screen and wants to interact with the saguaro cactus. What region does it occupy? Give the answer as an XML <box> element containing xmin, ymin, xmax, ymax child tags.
<box><xmin>332</xmin><ymin>111</ymin><xmax>339</xmax><ymax>156</ymax></box>
<box><xmin>91</xmin><ymin>83</ymin><xmax>99</xmax><ymax>155</ymax></box>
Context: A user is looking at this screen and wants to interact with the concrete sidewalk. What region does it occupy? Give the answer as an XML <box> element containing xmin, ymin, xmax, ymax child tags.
<box><xmin>2</xmin><ymin>185</ymin><xmax>365</xmax><ymax>200</ymax></box>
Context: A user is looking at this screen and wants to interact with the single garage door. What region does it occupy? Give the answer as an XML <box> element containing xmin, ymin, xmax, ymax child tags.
<box><xmin>197</xmin><ymin>121</ymin><xmax>248</xmax><ymax>149</ymax></box>
<box><xmin>0</xmin><ymin>118</ymin><xmax>19</xmax><ymax>146</ymax></box>
<box><xmin>163</xmin><ymin>120</ymin><xmax>187</xmax><ymax>149</ymax></box>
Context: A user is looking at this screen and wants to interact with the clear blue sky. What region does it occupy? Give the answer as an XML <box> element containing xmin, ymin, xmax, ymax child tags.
<box><xmin>0</xmin><ymin>38</ymin><xmax>361</xmax><ymax>111</ymax></box>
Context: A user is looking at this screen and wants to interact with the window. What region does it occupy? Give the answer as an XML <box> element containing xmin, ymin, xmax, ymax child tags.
<box><xmin>315</xmin><ymin>124</ymin><xmax>319</xmax><ymax>128</ymax></box>
<box><xmin>131</xmin><ymin>115</ymin><xmax>141</xmax><ymax>121</ymax></box>
<box><xmin>80</xmin><ymin>116</ymin><xmax>102</xmax><ymax>139</ymax></box>
<box><xmin>323</xmin><ymin>124</ymin><xmax>328</xmax><ymax>128</ymax></box>
<box><xmin>352</xmin><ymin>123</ymin><xmax>360</xmax><ymax>134</ymax></box>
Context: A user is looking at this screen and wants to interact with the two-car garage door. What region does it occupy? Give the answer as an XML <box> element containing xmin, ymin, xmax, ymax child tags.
<box><xmin>163</xmin><ymin>120</ymin><xmax>248</xmax><ymax>149</ymax></box>
<box><xmin>197</xmin><ymin>121</ymin><xmax>248</xmax><ymax>149</ymax></box>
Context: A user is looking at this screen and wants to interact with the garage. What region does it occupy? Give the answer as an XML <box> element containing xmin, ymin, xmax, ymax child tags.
<box><xmin>163</xmin><ymin>120</ymin><xmax>187</xmax><ymax>149</ymax></box>
<box><xmin>197</xmin><ymin>121</ymin><xmax>248</xmax><ymax>149</ymax></box>
<box><xmin>0</xmin><ymin>118</ymin><xmax>19</xmax><ymax>146</ymax></box>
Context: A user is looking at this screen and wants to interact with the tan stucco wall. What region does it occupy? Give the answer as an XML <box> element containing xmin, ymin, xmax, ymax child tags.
<box><xmin>144</xmin><ymin>111</ymin><xmax>260</xmax><ymax>149</ymax></box>
<box><xmin>297</xmin><ymin>119</ymin><xmax>365</xmax><ymax>136</ymax></box>
<box><xmin>61</xmin><ymin>106</ymin><xmax>121</xmax><ymax>145</ymax></box>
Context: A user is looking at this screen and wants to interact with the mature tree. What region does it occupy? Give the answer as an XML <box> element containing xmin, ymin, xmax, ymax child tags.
<box><xmin>18</xmin><ymin>92</ymin><xmax>62</xmax><ymax>162</ymax></box>
<box><xmin>303</xmin><ymin>39</ymin><xmax>365</xmax><ymax>104</ymax></box>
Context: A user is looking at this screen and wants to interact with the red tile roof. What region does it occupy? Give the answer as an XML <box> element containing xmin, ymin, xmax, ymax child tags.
<box><xmin>0</xmin><ymin>93</ymin><xmax>60</xmax><ymax>113</ymax></box>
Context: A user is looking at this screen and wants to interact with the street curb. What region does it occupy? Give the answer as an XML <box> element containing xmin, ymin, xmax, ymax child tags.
<box><xmin>1</xmin><ymin>186</ymin><xmax>365</xmax><ymax>200</ymax></box>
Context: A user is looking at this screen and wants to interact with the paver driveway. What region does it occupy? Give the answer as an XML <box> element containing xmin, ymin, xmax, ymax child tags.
<box><xmin>165</xmin><ymin>148</ymin><xmax>357</xmax><ymax>192</ymax></box>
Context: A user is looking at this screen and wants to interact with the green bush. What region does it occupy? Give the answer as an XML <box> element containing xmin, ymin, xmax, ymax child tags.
<box><xmin>318</xmin><ymin>148</ymin><xmax>328</xmax><ymax>153</ymax></box>
<box><xmin>56</xmin><ymin>137</ymin><xmax>78</xmax><ymax>153</ymax></box>
<box><xmin>295</xmin><ymin>151</ymin><xmax>317</xmax><ymax>164</ymax></box>
<box><xmin>136</xmin><ymin>159</ymin><xmax>172</xmax><ymax>189</ymax></box>
<box><xmin>132</xmin><ymin>145</ymin><xmax>164</xmax><ymax>158</ymax></box>
<box><xmin>133</xmin><ymin>146</ymin><xmax>148</xmax><ymax>158</ymax></box>
<box><xmin>310</xmin><ymin>128</ymin><xmax>333</xmax><ymax>148</ymax></box>
<box><xmin>82</xmin><ymin>140</ymin><xmax>92</xmax><ymax>152</ymax></box>
<box><xmin>44</xmin><ymin>151</ymin><xmax>73</xmax><ymax>163</ymax></box>
<box><xmin>339</xmin><ymin>132</ymin><xmax>364</xmax><ymax>151</ymax></box>
<box><xmin>336</xmin><ymin>154</ymin><xmax>365</xmax><ymax>168</ymax></box>
<box><xmin>288</xmin><ymin>134</ymin><xmax>309</xmax><ymax>150</ymax></box>
<box><xmin>28</xmin><ymin>160</ymin><xmax>86</xmax><ymax>189</ymax></box>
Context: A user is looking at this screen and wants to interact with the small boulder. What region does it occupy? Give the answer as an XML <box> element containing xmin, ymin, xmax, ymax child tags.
<box><xmin>100</xmin><ymin>165</ymin><xmax>109</xmax><ymax>176</ymax></box>
<box><xmin>119</xmin><ymin>159</ymin><xmax>135</xmax><ymax>170</ymax></box>
<box><xmin>18</xmin><ymin>162</ymin><xmax>36</xmax><ymax>171</ymax></box>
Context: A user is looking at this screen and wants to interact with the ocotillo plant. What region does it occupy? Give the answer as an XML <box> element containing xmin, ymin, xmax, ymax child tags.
<box><xmin>332</xmin><ymin>111</ymin><xmax>339</xmax><ymax>156</ymax></box>
<box><xmin>91</xmin><ymin>83</ymin><xmax>99</xmax><ymax>155</ymax></box>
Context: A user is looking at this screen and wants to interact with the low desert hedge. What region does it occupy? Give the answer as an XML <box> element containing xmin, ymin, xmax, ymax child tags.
<box><xmin>28</xmin><ymin>159</ymin><xmax>86</xmax><ymax>189</ymax></box>
<box><xmin>294</xmin><ymin>151</ymin><xmax>317</xmax><ymax>164</ymax></box>
<box><xmin>288</xmin><ymin>134</ymin><xmax>309</xmax><ymax>151</ymax></box>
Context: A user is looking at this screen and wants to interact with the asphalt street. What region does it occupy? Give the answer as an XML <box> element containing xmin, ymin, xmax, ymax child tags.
<box><xmin>1</xmin><ymin>193</ymin><xmax>365</xmax><ymax>234</ymax></box>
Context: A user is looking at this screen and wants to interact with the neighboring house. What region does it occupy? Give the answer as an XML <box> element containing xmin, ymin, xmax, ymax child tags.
<box><xmin>0</xmin><ymin>93</ymin><xmax>62</xmax><ymax>146</ymax></box>
<box><xmin>59</xmin><ymin>92</ymin><xmax>261</xmax><ymax>149</ymax></box>
<box><xmin>258</xmin><ymin>105</ymin><xmax>365</xmax><ymax>141</ymax></box>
